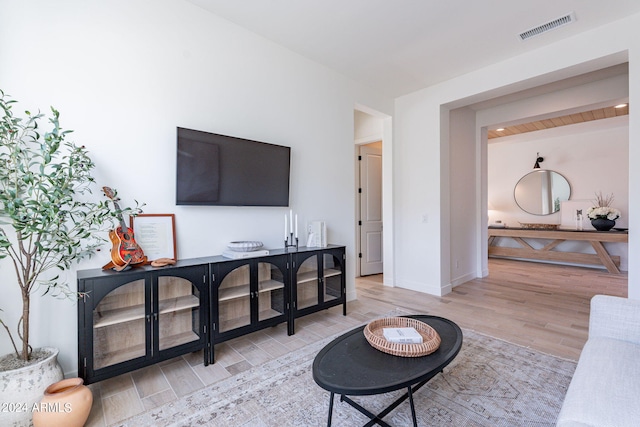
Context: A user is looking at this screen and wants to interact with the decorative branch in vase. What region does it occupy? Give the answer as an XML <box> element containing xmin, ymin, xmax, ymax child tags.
<box><xmin>586</xmin><ymin>192</ymin><xmax>620</xmax><ymax>231</ymax></box>
<box><xmin>0</xmin><ymin>89</ymin><xmax>145</xmax><ymax>426</ymax></box>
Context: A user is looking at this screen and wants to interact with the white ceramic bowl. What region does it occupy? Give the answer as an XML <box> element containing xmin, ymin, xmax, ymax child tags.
<box><xmin>227</xmin><ymin>241</ymin><xmax>264</xmax><ymax>252</ymax></box>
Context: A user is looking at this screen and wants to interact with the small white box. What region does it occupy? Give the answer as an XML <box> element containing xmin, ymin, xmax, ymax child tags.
<box><xmin>382</xmin><ymin>327</ymin><xmax>423</xmax><ymax>344</ymax></box>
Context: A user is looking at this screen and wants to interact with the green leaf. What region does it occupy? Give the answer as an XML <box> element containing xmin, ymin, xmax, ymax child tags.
<box><xmin>0</xmin><ymin>89</ymin><xmax>146</xmax><ymax>360</ymax></box>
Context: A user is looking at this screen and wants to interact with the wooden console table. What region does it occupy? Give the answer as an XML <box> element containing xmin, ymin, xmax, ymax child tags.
<box><xmin>488</xmin><ymin>228</ymin><xmax>628</xmax><ymax>273</ymax></box>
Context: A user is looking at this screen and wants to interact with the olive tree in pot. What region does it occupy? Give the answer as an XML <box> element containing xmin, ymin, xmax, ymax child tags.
<box><xmin>0</xmin><ymin>90</ymin><xmax>141</xmax><ymax>426</ymax></box>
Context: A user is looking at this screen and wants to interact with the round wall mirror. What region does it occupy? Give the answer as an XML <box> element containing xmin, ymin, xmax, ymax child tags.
<box><xmin>514</xmin><ymin>170</ymin><xmax>571</xmax><ymax>215</ymax></box>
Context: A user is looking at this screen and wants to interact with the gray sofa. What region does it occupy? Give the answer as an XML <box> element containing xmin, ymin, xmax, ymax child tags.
<box><xmin>556</xmin><ymin>294</ymin><xmax>640</xmax><ymax>427</ymax></box>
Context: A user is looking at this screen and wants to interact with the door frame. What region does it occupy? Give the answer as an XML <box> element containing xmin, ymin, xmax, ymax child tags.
<box><xmin>354</xmin><ymin>105</ymin><xmax>394</xmax><ymax>285</ymax></box>
<box><xmin>357</xmin><ymin>142</ymin><xmax>384</xmax><ymax>276</ymax></box>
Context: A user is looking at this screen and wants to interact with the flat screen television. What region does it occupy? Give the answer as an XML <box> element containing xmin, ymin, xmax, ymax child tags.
<box><xmin>176</xmin><ymin>127</ymin><xmax>291</xmax><ymax>206</ymax></box>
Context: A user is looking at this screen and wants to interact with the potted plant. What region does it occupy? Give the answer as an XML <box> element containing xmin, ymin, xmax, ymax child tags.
<box><xmin>586</xmin><ymin>192</ymin><xmax>621</xmax><ymax>231</ymax></box>
<box><xmin>0</xmin><ymin>90</ymin><xmax>141</xmax><ymax>425</ymax></box>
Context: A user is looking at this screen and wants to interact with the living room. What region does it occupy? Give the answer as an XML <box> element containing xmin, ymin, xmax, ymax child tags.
<box><xmin>1</xmin><ymin>1</ymin><xmax>640</xmax><ymax>426</ymax></box>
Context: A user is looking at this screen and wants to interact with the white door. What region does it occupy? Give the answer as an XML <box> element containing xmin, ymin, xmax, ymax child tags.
<box><xmin>359</xmin><ymin>144</ymin><xmax>383</xmax><ymax>275</ymax></box>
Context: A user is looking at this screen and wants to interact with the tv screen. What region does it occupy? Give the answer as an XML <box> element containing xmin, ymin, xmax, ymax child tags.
<box><xmin>176</xmin><ymin>127</ymin><xmax>291</xmax><ymax>206</ymax></box>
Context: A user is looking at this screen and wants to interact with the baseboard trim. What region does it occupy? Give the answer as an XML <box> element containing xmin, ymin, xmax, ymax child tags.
<box><xmin>392</xmin><ymin>277</ymin><xmax>446</xmax><ymax>296</ymax></box>
<box><xmin>451</xmin><ymin>271</ymin><xmax>477</xmax><ymax>287</ymax></box>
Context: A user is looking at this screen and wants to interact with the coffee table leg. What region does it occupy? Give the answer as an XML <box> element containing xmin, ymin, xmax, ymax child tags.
<box><xmin>342</xmin><ymin>395</ymin><xmax>393</xmax><ymax>427</ymax></box>
<box><xmin>407</xmin><ymin>386</ymin><xmax>418</xmax><ymax>427</ymax></box>
<box><xmin>327</xmin><ymin>392</ymin><xmax>335</xmax><ymax>427</ymax></box>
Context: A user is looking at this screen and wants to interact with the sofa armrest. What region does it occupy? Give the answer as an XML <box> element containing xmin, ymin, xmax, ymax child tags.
<box><xmin>589</xmin><ymin>295</ymin><xmax>640</xmax><ymax>345</ymax></box>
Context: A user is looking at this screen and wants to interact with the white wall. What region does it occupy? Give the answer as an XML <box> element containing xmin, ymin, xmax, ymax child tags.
<box><xmin>354</xmin><ymin>110</ymin><xmax>383</xmax><ymax>144</ymax></box>
<box><xmin>0</xmin><ymin>0</ymin><xmax>393</xmax><ymax>375</ymax></box>
<box><xmin>488</xmin><ymin>117</ymin><xmax>629</xmax><ymax>270</ymax></box>
<box><xmin>395</xmin><ymin>12</ymin><xmax>639</xmax><ymax>298</ymax></box>
<box><xmin>448</xmin><ymin>107</ymin><xmax>478</xmax><ymax>287</ymax></box>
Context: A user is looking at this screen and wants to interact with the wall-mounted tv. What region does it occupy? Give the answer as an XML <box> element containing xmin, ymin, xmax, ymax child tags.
<box><xmin>176</xmin><ymin>127</ymin><xmax>291</xmax><ymax>206</ymax></box>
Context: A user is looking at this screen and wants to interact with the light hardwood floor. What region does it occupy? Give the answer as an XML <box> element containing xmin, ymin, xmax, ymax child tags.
<box><xmin>358</xmin><ymin>258</ymin><xmax>627</xmax><ymax>360</ymax></box>
<box><xmin>85</xmin><ymin>258</ymin><xmax>627</xmax><ymax>426</ymax></box>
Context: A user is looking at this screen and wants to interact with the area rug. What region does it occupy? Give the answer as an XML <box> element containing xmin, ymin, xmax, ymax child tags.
<box><xmin>120</xmin><ymin>327</ymin><xmax>576</xmax><ymax>427</ymax></box>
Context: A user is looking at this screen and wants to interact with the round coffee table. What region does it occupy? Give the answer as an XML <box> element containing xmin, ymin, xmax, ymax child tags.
<box><xmin>312</xmin><ymin>315</ymin><xmax>462</xmax><ymax>427</ymax></box>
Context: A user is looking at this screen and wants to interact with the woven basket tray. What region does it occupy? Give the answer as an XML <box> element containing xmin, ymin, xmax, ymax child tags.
<box><xmin>364</xmin><ymin>317</ymin><xmax>441</xmax><ymax>357</ymax></box>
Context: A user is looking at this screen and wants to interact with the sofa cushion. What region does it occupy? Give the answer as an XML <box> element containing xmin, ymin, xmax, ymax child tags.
<box><xmin>589</xmin><ymin>295</ymin><xmax>640</xmax><ymax>345</ymax></box>
<box><xmin>557</xmin><ymin>336</ymin><xmax>640</xmax><ymax>427</ymax></box>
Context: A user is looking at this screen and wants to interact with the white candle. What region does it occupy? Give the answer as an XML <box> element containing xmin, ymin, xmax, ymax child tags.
<box><xmin>284</xmin><ymin>214</ymin><xmax>288</xmax><ymax>240</ymax></box>
<box><xmin>289</xmin><ymin>209</ymin><xmax>293</xmax><ymax>233</ymax></box>
<box><xmin>295</xmin><ymin>214</ymin><xmax>298</xmax><ymax>239</ymax></box>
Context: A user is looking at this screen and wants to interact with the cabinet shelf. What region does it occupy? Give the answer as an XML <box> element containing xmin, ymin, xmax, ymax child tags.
<box><xmin>298</xmin><ymin>293</ymin><xmax>338</xmax><ymax>309</ymax></box>
<box><xmin>219</xmin><ymin>280</ymin><xmax>284</xmax><ymax>302</ymax></box>
<box><xmin>219</xmin><ymin>308</ymin><xmax>282</xmax><ymax>331</ymax></box>
<box><xmin>324</xmin><ymin>268</ymin><xmax>341</xmax><ymax>278</ymax></box>
<box><xmin>94</xmin><ymin>295</ymin><xmax>200</xmax><ymax>329</ymax></box>
<box><xmin>95</xmin><ymin>330</ymin><xmax>200</xmax><ymax>368</ymax></box>
<box><xmin>159</xmin><ymin>330</ymin><xmax>201</xmax><ymax>351</ymax></box>
<box><xmin>296</xmin><ymin>268</ymin><xmax>340</xmax><ymax>285</ymax></box>
<box><xmin>159</xmin><ymin>295</ymin><xmax>199</xmax><ymax>315</ymax></box>
<box><xmin>259</xmin><ymin>279</ymin><xmax>285</xmax><ymax>293</ymax></box>
<box><xmin>296</xmin><ymin>270</ymin><xmax>318</xmax><ymax>284</ymax></box>
<box><xmin>324</xmin><ymin>293</ymin><xmax>338</xmax><ymax>301</ymax></box>
<box><xmin>95</xmin><ymin>343</ymin><xmax>145</xmax><ymax>370</ymax></box>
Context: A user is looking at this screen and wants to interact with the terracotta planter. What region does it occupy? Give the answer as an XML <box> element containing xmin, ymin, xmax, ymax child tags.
<box><xmin>32</xmin><ymin>377</ymin><xmax>93</xmax><ymax>427</ymax></box>
<box><xmin>0</xmin><ymin>347</ymin><xmax>63</xmax><ymax>427</ymax></box>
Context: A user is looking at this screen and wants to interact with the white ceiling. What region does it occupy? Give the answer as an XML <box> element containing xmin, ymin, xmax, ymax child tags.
<box><xmin>186</xmin><ymin>0</ymin><xmax>640</xmax><ymax>98</ymax></box>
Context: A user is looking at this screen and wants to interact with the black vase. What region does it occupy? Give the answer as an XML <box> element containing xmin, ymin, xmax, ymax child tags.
<box><xmin>591</xmin><ymin>218</ymin><xmax>615</xmax><ymax>231</ymax></box>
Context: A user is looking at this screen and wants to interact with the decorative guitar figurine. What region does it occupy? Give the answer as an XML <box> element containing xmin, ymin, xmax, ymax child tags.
<box><xmin>102</xmin><ymin>186</ymin><xmax>147</xmax><ymax>270</ymax></box>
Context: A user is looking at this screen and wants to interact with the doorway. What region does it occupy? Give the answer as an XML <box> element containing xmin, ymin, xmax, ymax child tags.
<box><xmin>354</xmin><ymin>105</ymin><xmax>393</xmax><ymax>284</ymax></box>
<box><xmin>358</xmin><ymin>142</ymin><xmax>383</xmax><ymax>276</ymax></box>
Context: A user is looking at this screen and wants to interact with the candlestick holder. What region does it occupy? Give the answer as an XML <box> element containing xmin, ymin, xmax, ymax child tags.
<box><xmin>285</xmin><ymin>233</ymin><xmax>299</xmax><ymax>250</ymax></box>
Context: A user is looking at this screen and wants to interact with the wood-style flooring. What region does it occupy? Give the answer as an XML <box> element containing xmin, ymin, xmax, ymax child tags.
<box><xmin>358</xmin><ymin>258</ymin><xmax>627</xmax><ymax>361</ymax></box>
<box><xmin>85</xmin><ymin>258</ymin><xmax>627</xmax><ymax>426</ymax></box>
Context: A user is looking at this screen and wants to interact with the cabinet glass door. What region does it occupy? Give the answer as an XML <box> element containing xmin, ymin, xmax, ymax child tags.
<box><xmin>218</xmin><ymin>264</ymin><xmax>251</xmax><ymax>332</ymax></box>
<box><xmin>257</xmin><ymin>262</ymin><xmax>286</xmax><ymax>322</ymax></box>
<box><xmin>157</xmin><ymin>276</ymin><xmax>202</xmax><ymax>351</ymax></box>
<box><xmin>323</xmin><ymin>253</ymin><xmax>343</xmax><ymax>303</ymax></box>
<box><xmin>92</xmin><ymin>279</ymin><xmax>146</xmax><ymax>370</ymax></box>
<box><xmin>296</xmin><ymin>255</ymin><xmax>319</xmax><ymax>310</ymax></box>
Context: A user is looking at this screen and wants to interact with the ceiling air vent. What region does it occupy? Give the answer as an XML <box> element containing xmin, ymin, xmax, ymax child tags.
<box><xmin>519</xmin><ymin>12</ymin><xmax>576</xmax><ymax>41</ymax></box>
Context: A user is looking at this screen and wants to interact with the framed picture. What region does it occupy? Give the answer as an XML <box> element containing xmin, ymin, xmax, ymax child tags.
<box><xmin>130</xmin><ymin>214</ymin><xmax>177</xmax><ymax>260</ymax></box>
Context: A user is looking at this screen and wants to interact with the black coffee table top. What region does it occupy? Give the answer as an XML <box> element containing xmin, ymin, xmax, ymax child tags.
<box><xmin>312</xmin><ymin>315</ymin><xmax>463</xmax><ymax>396</ymax></box>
